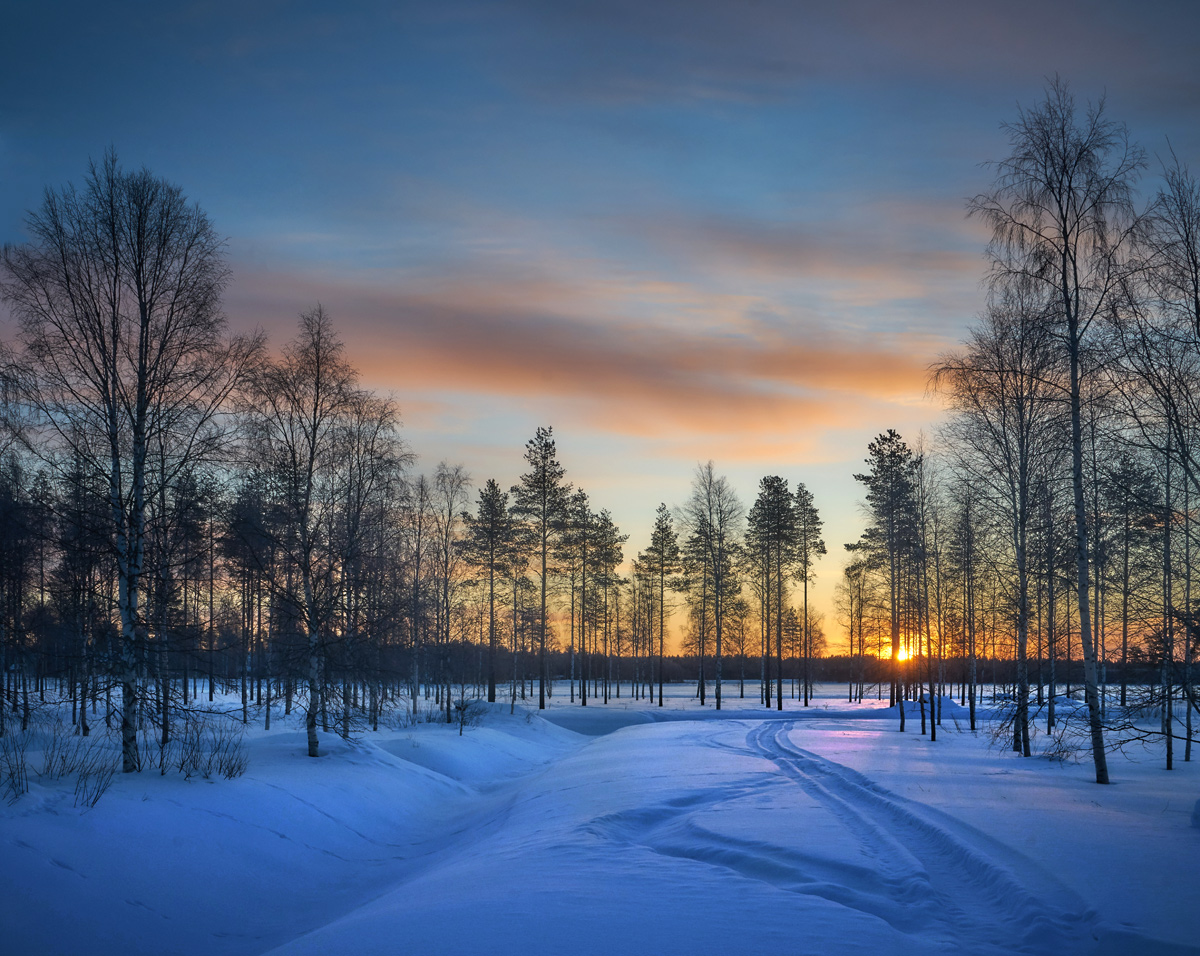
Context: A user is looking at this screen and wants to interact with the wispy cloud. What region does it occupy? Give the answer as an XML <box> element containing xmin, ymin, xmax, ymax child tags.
<box><xmin>628</xmin><ymin>203</ymin><xmax>987</xmax><ymax>317</ymax></box>
<box><xmin>227</xmin><ymin>261</ymin><xmax>944</xmax><ymax>445</ymax></box>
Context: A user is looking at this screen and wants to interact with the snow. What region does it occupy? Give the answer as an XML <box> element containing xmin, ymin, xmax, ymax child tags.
<box><xmin>1</xmin><ymin>686</ymin><xmax>1197</xmax><ymax>956</ymax></box>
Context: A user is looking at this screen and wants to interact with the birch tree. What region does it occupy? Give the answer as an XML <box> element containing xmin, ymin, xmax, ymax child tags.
<box><xmin>0</xmin><ymin>153</ymin><xmax>256</xmax><ymax>772</ymax></box>
<box><xmin>969</xmin><ymin>79</ymin><xmax>1145</xmax><ymax>782</ymax></box>
<box><xmin>680</xmin><ymin>462</ymin><xmax>743</xmax><ymax>711</ymax></box>
<box><xmin>934</xmin><ymin>279</ymin><xmax>1062</xmax><ymax>754</ymax></box>
<box><xmin>245</xmin><ymin>306</ymin><xmax>361</xmax><ymax>758</ymax></box>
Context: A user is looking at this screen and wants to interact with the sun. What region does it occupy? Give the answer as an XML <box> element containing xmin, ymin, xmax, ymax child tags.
<box><xmin>894</xmin><ymin>647</ymin><xmax>911</xmax><ymax>662</ymax></box>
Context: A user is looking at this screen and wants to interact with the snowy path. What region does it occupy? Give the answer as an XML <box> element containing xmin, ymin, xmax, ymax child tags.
<box><xmin>744</xmin><ymin>721</ymin><xmax>1099</xmax><ymax>954</ymax></box>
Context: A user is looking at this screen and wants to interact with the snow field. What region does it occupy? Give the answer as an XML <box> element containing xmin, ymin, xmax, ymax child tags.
<box><xmin>1</xmin><ymin>685</ymin><xmax>1197</xmax><ymax>956</ymax></box>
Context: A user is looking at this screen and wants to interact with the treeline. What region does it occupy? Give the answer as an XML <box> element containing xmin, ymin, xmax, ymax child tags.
<box><xmin>841</xmin><ymin>81</ymin><xmax>1200</xmax><ymax>777</ymax></box>
<box><xmin>0</xmin><ymin>155</ymin><xmax>844</xmax><ymax>773</ymax></box>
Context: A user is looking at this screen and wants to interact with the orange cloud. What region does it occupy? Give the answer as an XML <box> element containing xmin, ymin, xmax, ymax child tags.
<box><xmin>227</xmin><ymin>265</ymin><xmax>943</xmax><ymax>442</ymax></box>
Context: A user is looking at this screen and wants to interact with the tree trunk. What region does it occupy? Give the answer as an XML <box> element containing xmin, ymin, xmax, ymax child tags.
<box><xmin>1067</xmin><ymin>319</ymin><xmax>1109</xmax><ymax>783</ymax></box>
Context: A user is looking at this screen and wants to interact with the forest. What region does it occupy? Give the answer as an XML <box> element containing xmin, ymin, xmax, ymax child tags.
<box><xmin>0</xmin><ymin>80</ymin><xmax>1196</xmax><ymax>803</ymax></box>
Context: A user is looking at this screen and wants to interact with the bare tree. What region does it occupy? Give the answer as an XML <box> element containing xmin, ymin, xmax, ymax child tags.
<box><xmin>244</xmin><ymin>306</ymin><xmax>361</xmax><ymax>758</ymax></box>
<box><xmin>836</xmin><ymin>557</ymin><xmax>878</xmax><ymax>703</ymax></box>
<box><xmin>0</xmin><ymin>153</ymin><xmax>257</xmax><ymax>772</ymax></box>
<box><xmin>333</xmin><ymin>389</ymin><xmax>409</xmax><ymax>735</ymax></box>
<box><xmin>969</xmin><ymin>80</ymin><xmax>1145</xmax><ymax>783</ymax></box>
<box><xmin>432</xmin><ymin>462</ymin><xmax>470</xmax><ymax>721</ymax></box>
<box><xmin>934</xmin><ymin>278</ymin><xmax>1063</xmax><ymax>755</ymax></box>
<box><xmin>1141</xmin><ymin>152</ymin><xmax>1200</xmax><ymax>761</ymax></box>
<box><xmin>399</xmin><ymin>473</ymin><xmax>436</xmax><ymax>714</ymax></box>
<box><xmin>680</xmin><ymin>462</ymin><xmax>743</xmax><ymax>711</ymax></box>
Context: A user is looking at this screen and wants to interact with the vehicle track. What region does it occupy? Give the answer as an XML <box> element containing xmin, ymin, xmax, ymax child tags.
<box><xmin>745</xmin><ymin>721</ymin><xmax>1101</xmax><ymax>954</ymax></box>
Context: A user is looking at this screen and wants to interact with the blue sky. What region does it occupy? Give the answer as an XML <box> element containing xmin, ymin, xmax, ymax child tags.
<box><xmin>3</xmin><ymin>0</ymin><xmax>1199</xmax><ymax>633</ymax></box>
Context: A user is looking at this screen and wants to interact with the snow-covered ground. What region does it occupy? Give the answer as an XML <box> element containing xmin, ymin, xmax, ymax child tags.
<box><xmin>1</xmin><ymin>685</ymin><xmax>1197</xmax><ymax>955</ymax></box>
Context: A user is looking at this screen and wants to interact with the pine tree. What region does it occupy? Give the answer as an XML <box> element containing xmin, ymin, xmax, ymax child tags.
<box><xmin>511</xmin><ymin>427</ymin><xmax>570</xmax><ymax>709</ymax></box>
<box><xmin>794</xmin><ymin>482</ymin><xmax>826</xmax><ymax>706</ymax></box>
<box><xmin>747</xmin><ymin>476</ymin><xmax>794</xmax><ymax>710</ymax></box>
<box><xmin>641</xmin><ymin>503</ymin><xmax>680</xmax><ymax>707</ymax></box>
<box><xmin>853</xmin><ymin>430</ymin><xmax>918</xmax><ymax>729</ymax></box>
<box><xmin>464</xmin><ymin>479</ymin><xmax>511</xmax><ymax>703</ymax></box>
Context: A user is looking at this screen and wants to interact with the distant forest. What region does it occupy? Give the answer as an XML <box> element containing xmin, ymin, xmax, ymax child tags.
<box><xmin>0</xmin><ymin>81</ymin><xmax>1196</xmax><ymax>779</ymax></box>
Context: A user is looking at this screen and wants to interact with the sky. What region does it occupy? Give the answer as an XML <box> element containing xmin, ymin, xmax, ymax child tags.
<box><xmin>3</xmin><ymin>1</ymin><xmax>1199</xmax><ymax>646</ymax></box>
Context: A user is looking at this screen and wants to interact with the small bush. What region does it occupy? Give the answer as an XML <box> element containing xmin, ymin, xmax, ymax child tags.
<box><xmin>175</xmin><ymin>720</ymin><xmax>206</xmax><ymax>780</ymax></box>
<box><xmin>422</xmin><ymin>704</ymin><xmax>444</xmax><ymax>724</ymax></box>
<box><xmin>72</xmin><ymin>743</ymin><xmax>117</xmax><ymax>809</ymax></box>
<box><xmin>0</xmin><ymin>731</ymin><xmax>30</xmax><ymax>804</ymax></box>
<box><xmin>453</xmin><ymin>699</ymin><xmax>486</xmax><ymax>736</ymax></box>
<box><xmin>40</xmin><ymin>721</ymin><xmax>75</xmax><ymax>779</ymax></box>
<box><xmin>138</xmin><ymin>717</ymin><xmax>247</xmax><ymax>782</ymax></box>
<box><xmin>34</xmin><ymin>723</ymin><xmax>121</xmax><ymax>807</ymax></box>
<box><xmin>386</xmin><ymin>704</ymin><xmax>426</xmax><ymax>730</ymax></box>
<box><xmin>204</xmin><ymin>721</ymin><xmax>247</xmax><ymax>780</ymax></box>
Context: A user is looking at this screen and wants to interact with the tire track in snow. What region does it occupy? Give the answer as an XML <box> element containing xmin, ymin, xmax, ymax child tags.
<box><xmin>585</xmin><ymin>773</ymin><xmax>950</xmax><ymax>939</ymax></box>
<box><xmin>747</xmin><ymin>721</ymin><xmax>1101</xmax><ymax>954</ymax></box>
<box><xmin>582</xmin><ymin>747</ymin><xmax>943</xmax><ymax>939</ymax></box>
